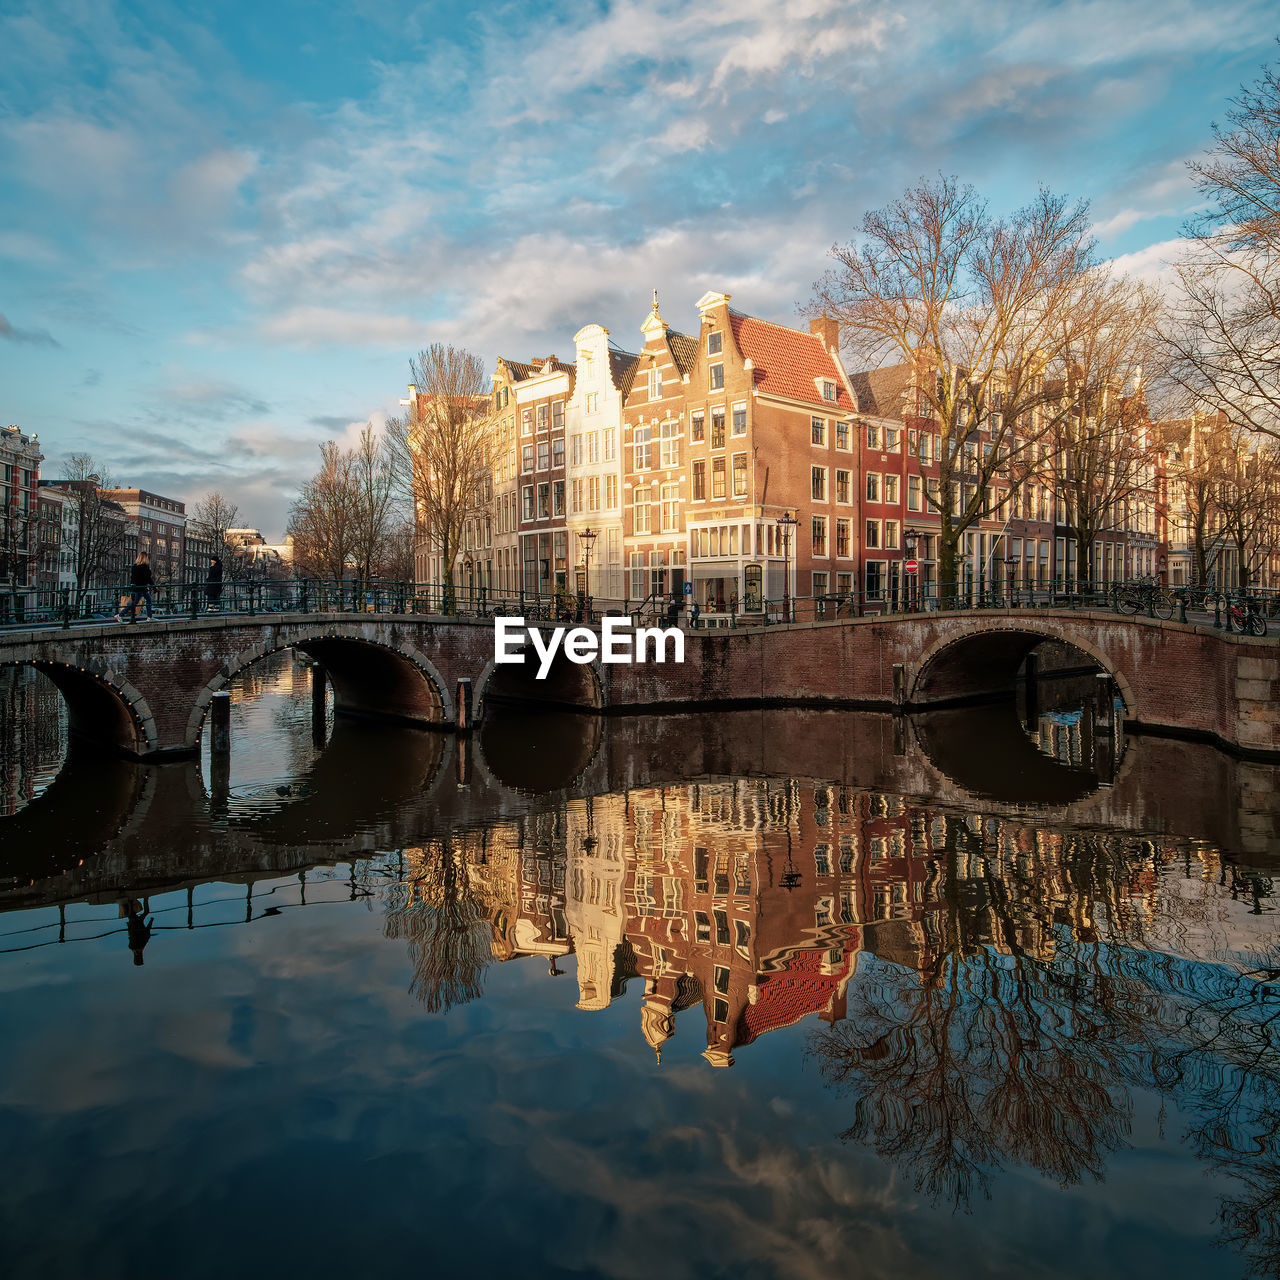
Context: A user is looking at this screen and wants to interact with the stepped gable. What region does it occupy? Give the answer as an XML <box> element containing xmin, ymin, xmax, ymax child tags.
<box><xmin>727</xmin><ymin>309</ymin><xmax>855</xmax><ymax>411</ymax></box>
<box><xmin>849</xmin><ymin>363</ymin><xmax>913</xmax><ymax>418</ymax></box>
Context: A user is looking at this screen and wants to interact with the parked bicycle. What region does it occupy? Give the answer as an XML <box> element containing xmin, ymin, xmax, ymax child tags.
<box><xmin>1224</xmin><ymin>595</ymin><xmax>1268</xmax><ymax>636</ymax></box>
<box><xmin>1116</xmin><ymin>578</ymin><xmax>1175</xmax><ymax>621</ymax></box>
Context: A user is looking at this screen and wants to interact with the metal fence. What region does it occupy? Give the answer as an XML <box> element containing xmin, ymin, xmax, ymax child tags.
<box><xmin>0</xmin><ymin>576</ymin><xmax>1274</xmax><ymax>636</ymax></box>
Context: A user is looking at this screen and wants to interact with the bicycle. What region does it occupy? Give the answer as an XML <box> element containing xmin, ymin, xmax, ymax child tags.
<box><xmin>1224</xmin><ymin>596</ymin><xmax>1268</xmax><ymax>637</ymax></box>
<box><xmin>1117</xmin><ymin>578</ymin><xmax>1174</xmax><ymax>621</ymax></box>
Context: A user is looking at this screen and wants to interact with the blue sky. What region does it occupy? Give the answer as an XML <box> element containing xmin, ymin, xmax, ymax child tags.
<box><xmin>1</xmin><ymin>0</ymin><xmax>1275</xmax><ymax>537</ymax></box>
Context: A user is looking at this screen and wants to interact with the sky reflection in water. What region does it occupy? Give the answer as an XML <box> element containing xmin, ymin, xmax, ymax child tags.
<box><xmin>1</xmin><ymin>657</ymin><xmax>1279</xmax><ymax>1280</ymax></box>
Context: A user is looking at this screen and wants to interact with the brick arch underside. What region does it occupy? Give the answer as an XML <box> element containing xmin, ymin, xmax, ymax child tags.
<box><xmin>911</xmin><ymin>626</ymin><xmax>1126</xmax><ymax>711</ymax></box>
<box><xmin>480</xmin><ymin>648</ymin><xmax>605</xmax><ymax>712</ymax></box>
<box><xmin>186</xmin><ymin>634</ymin><xmax>450</xmax><ymax>750</ymax></box>
<box><xmin>24</xmin><ymin>660</ymin><xmax>153</xmax><ymax>757</ymax></box>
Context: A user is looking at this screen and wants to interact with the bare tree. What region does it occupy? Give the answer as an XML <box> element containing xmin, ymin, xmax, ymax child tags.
<box><xmin>812</xmin><ymin>177</ymin><xmax>1098</xmax><ymax>587</ymax></box>
<box><xmin>374</xmin><ymin>520</ymin><xmax>416</xmax><ymax>581</ymax></box>
<box><xmin>1161</xmin><ymin>55</ymin><xmax>1280</xmax><ymax>442</ymax></box>
<box><xmin>188</xmin><ymin>491</ymin><xmax>244</xmax><ymax>577</ymax></box>
<box><xmin>349</xmin><ymin>424</ymin><xmax>398</xmax><ymax>584</ymax></box>
<box><xmin>1024</xmin><ymin>276</ymin><xmax>1164</xmax><ymax>582</ymax></box>
<box><xmin>0</xmin><ymin>496</ymin><xmax>45</xmax><ymax>614</ymax></box>
<box><xmin>1212</xmin><ymin>425</ymin><xmax>1280</xmax><ymax>592</ymax></box>
<box><xmin>384</xmin><ymin>343</ymin><xmax>492</xmax><ymax>607</ymax></box>
<box><xmin>54</xmin><ymin>454</ymin><xmax>130</xmax><ymax>603</ymax></box>
<box><xmin>287</xmin><ymin>441</ymin><xmax>358</xmax><ymax>580</ymax></box>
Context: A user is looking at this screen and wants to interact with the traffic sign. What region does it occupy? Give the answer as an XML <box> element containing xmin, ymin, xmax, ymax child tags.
<box><xmin>904</xmin><ymin>558</ymin><xmax>918</xmax><ymax>574</ymax></box>
<box><xmin>683</xmin><ymin>581</ymin><xmax>693</xmax><ymax>595</ymax></box>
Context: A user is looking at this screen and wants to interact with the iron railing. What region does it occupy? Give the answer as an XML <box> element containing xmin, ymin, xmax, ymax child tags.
<box><xmin>0</xmin><ymin>576</ymin><xmax>1273</xmax><ymax>637</ymax></box>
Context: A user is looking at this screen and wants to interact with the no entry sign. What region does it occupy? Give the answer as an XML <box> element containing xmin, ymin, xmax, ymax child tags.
<box><xmin>904</xmin><ymin>558</ymin><xmax>918</xmax><ymax>574</ymax></box>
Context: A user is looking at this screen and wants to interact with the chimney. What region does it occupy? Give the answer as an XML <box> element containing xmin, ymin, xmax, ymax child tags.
<box><xmin>810</xmin><ymin>316</ymin><xmax>839</xmax><ymax>350</ymax></box>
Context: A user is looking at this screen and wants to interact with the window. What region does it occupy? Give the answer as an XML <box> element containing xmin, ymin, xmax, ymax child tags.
<box><xmin>661</xmin><ymin>420</ymin><xmax>680</xmax><ymax>467</ymax></box>
<box><xmin>604</xmin><ymin>428</ymin><xmax>616</xmax><ymax>461</ymax></box>
<box><xmin>883</xmin><ymin>474</ymin><xmax>899</xmax><ymax>504</ymax></box>
<box><xmin>634</xmin><ymin>485</ymin><xmax>652</xmax><ymax>534</ymax></box>
<box><xmin>536</xmin><ymin>440</ymin><xmax>549</xmax><ymax>470</ymax></box>
<box><xmin>709</xmin><ymin>363</ymin><xmax>724</xmax><ymax>390</ymax></box>
<box><xmin>537</xmin><ymin>483</ymin><xmax>550</xmax><ymax>519</ymax></box>
<box><xmin>537</xmin><ymin>404</ymin><xmax>549</xmax><ymax>431</ymax></box>
<box><xmin>711</xmin><ymin>409</ymin><xmax>725</xmax><ymax>448</ymax></box>
<box><xmin>571</xmin><ymin>434</ymin><xmax>582</xmax><ymax>465</ymax></box>
<box><xmin>661</xmin><ymin>483</ymin><xmax>679</xmax><ymax>532</ymax></box>
<box><xmin>812</xmin><ymin>516</ymin><xmax>827</xmax><ymax>555</ymax></box>
<box><xmin>867</xmin><ymin>422</ymin><xmax>881</xmax><ymax>449</ymax></box>
<box><xmin>553</xmin><ymin>481</ymin><xmax>565</xmax><ymax>516</ymax></box>
<box><xmin>866</xmin><ymin>473</ymin><xmax>880</xmax><ymax>502</ymax></box>
<box><xmin>811</xmin><ymin>466</ymin><xmax>826</xmax><ymax>501</ymax></box>
<box><xmin>552</xmin><ymin>437</ymin><xmax>564</xmax><ymax>468</ymax></box>
<box><xmin>733</xmin><ymin>453</ymin><xmax>748</xmax><ymax>497</ymax></box>
<box><xmin>522</xmin><ymin>444</ymin><xmax>534</xmax><ymax>473</ymax></box>
<box><xmin>865</xmin><ymin>520</ymin><xmax>880</xmax><ymax>549</ymax></box>
<box><xmin>822</xmin><ymin>380</ymin><xmax>836</xmax><ymax>402</ymax></box>
<box><xmin>553</xmin><ymin>401</ymin><xmax>564</xmax><ymax>431</ymax></box>
<box><xmin>521</xmin><ymin>409</ymin><xmax>532</xmax><ymax>435</ymax></box>
<box><xmin>836</xmin><ymin>572</ymin><xmax>853</xmax><ymax>595</ymax></box>
<box><xmin>836</xmin><ymin>519</ymin><xmax>850</xmax><ymax>557</ymax></box>
<box><xmin>571</xmin><ymin>478</ymin><xmax>583</xmax><ymax>513</ymax></box>
<box><xmin>650</xmin><ymin>366</ymin><xmax>662</xmax><ymax>399</ymax></box>
<box><xmin>588</xmin><ymin>476</ymin><xmax>600</xmax><ymax>511</ymax></box>
<box><xmin>605</xmin><ymin>474</ymin><xmax>618</xmax><ymax>509</ymax></box>
<box><xmin>836</xmin><ymin>420</ymin><xmax>849</xmax><ymax>449</ymax></box>
<box><xmin>907</xmin><ymin>474</ymin><xmax>922</xmax><ymax>511</ymax></box>
<box><xmin>811</xmin><ymin>416</ymin><xmax>826</xmax><ymax>446</ymax></box>
<box><xmin>836</xmin><ymin>470</ymin><xmax>851</xmax><ymax>503</ymax></box>
<box><xmin>865</xmin><ymin>561</ymin><xmax>885</xmax><ymax>599</ymax></box>
<box><xmin>708</xmin><ymin>330</ymin><xmax>723</xmax><ymax>355</ymax></box>
<box><xmin>732</xmin><ymin>405</ymin><xmax>746</xmax><ymax>435</ymax></box>
<box><xmin>586</xmin><ymin>391</ymin><xmax>598</xmax><ymax>414</ymax></box>
<box><xmin>634</xmin><ymin>423</ymin><xmax>652</xmax><ymax>470</ymax></box>
<box><xmin>813</xmin><ymin>571</ymin><xmax>829</xmax><ymax>597</ymax></box>
<box><xmin>712</xmin><ymin>457</ymin><xmax>726</xmax><ymax>499</ymax></box>
<box><xmin>587</xmin><ymin>432</ymin><xmax>599</xmax><ymax>463</ymax></box>
<box><xmin>691</xmin><ymin>411</ymin><xmax>705</xmax><ymax>442</ymax></box>
<box><xmin>883</xmin><ymin>520</ymin><xmax>899</xmax><ymax>550</ymax></box>
<box><xmin>692</xmin><ymin>460</ymin><xmax>706</xmax><ymax>501</ymax></box>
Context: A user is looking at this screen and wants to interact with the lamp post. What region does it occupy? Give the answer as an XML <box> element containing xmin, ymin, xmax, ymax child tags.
<box><xmin>903</xmin><ymin>526</ymin><xmax>919</xmax><ymax>611</ymax></box>
<box><xmin>579</xmin><ymin>526</ymin><xmax>597</xmax><ymax>613</ymax></box>
<box><xmin>776</xmin><ymin>511</ymin><xmax>798</xmax><ymax>622</ymax></box>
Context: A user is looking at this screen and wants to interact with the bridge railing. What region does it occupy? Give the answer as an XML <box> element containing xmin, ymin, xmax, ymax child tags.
<box><xmin>3</xmin><ymin>575</ymin><xmax>1277</xmax><ymax>634</ymax></box>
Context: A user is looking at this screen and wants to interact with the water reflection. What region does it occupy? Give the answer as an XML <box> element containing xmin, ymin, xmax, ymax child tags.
<box><xmin>5</xmin><ymin>663</ymin><xmax>1280</xmax><ymax>1276</ymax></box>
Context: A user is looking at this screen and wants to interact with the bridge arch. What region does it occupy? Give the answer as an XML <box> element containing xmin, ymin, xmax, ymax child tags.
<box><xmin>1</xmin><ymin>657</ymin><xmax>158</xmax><ymax>757</ymax></box>
<box><xmin>909</xmin><ymin>620</ymin><xmax>1134</xmax><ymax>714</ymax></box>
<box><xmin>185</xmin><ymin>624</ymin><xmax>453</xmax><ymax>750</ymax></box>
<box><xmin>476</xmin><ymin>641</ymin><xmax>607</xmax><ymax>714</ymax></box>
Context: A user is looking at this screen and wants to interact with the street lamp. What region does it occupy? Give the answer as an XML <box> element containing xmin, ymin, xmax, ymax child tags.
<box><xmin>776</xmin><ymin>510</ymin><xmax>798</xmax><ymax>622</ymax></box>
<box><xmin>903</xmin><ymin>526</ymin><xmax>919</xmax><ymax>610</ymax></box>
<box><xmin>580</xmin><ymin>526</ymin><xmax>597</xmax><ymax>602</ymax></box>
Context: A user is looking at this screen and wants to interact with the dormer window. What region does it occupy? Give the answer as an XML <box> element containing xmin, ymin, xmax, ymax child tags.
<box><xmin>822</xmin><ymin>380</ymin><xmax>837</xmax><ymax>402</ymax></box>
<box><xmin>708</xmin><ymin>330</ymin><xmax>723</xmax><ymax>355</ymax></box>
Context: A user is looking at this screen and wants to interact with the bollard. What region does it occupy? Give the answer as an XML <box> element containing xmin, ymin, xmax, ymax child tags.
<box><xmin>210</xmin><ymin>690</ymin><xmax>231</xmax><ymax>756</ymax></box>
<box><xmin>456</xmin><ymin>677</ymin><xmax>473</xmax><ymax>731</ymax></box>
<box><xmin>210</xmin><ymin>690</ymin><xmax>231</xmax><ymax>802</ymax></box>
<box><xmin>310</xmin><ymin>663</ymin><xmax>327</xmax><ymax>746</ymax></box>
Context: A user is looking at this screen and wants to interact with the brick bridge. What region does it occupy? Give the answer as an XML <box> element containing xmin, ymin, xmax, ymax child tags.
<box><xmin>1</xmin><ymin>606</ymin><xmax>1276</xmax><ymax>759</ymax></box>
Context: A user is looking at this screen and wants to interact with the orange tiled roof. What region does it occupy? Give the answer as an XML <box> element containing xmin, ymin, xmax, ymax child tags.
<box><xmin>736</xmin><ymin>939</ymin><xmax>858</xmax><ymax>1045</ymax></box>
<box><xmin>727</xmin><ymin>310</ymin><xmax>854</xmax><ymax>411</ymax></box>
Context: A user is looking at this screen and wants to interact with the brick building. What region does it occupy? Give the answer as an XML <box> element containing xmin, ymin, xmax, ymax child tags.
<box><xmin>99</xmin><ymin>488</ymin><xmax>186</xmax><ymax>584</ymax></box>
<box><xmin>0</xmin><ymin>425</ymin><xmax>44</xmax><ymax>605</ymax></box>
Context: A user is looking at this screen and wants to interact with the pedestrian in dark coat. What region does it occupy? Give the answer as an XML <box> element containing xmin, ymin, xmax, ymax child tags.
<box><xmin>117</xmin><ymin>553</ymin><xmax>154</xmax><ymax>623</ymax></box>
<box><xmin>206</xmin><ymin>556</ymin><xmax>224</xmax><ymax>609</ymax></box>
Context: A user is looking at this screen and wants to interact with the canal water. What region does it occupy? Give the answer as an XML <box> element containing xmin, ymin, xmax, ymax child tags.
<box><xmin>2</xmin><ymin>655</ymin><xmax>1279</xmax><ymax>1279</ymax></box>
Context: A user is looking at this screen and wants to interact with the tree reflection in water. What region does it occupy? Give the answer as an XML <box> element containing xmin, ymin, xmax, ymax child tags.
<box><xmin>382</xmin><ymin>835</ymin><xmax>494</xmax><ymax>1013</ymax></box>
<box><xmin>809</xmin><ymin>826</ymin><xmax>1280</xmax><ymax>1276</ymax></box>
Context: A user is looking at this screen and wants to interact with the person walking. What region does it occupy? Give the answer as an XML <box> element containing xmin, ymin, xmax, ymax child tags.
<box><xmin>205</xmin><ymin>555</ymin><xmax>224</xmax><ymax>610</ymax></box>
<box><xmin>117</xmin><ymin>552</ymin><xmax>154</xmax><ymax>623</ymax></box>
<box><xmin>665</xmin><ymin>591</ymin><xmax>681</xmax><ymax>627</ymax></box>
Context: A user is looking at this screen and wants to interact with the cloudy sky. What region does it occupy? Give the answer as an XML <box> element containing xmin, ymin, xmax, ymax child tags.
<box><xmin>1</xmin><ymin>0</ymin><xmax>1275</xmax><ymax>537</ymax></box>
